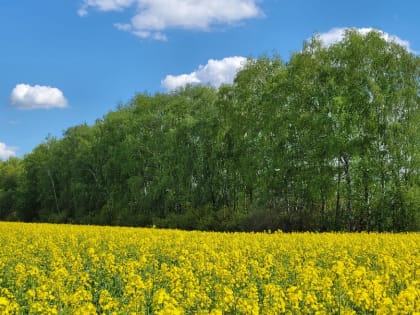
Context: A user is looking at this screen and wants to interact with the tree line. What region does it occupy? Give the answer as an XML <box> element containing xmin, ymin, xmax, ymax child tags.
<box><xmin>1</xmin><ymin>30</ymin><xmax>419</xmax><ymax>231</ymax></box>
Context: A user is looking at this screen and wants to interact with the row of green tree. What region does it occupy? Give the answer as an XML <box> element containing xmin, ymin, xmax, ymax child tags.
<box><xmin>1</xmin><ymin>30</ymin><xmax>419</xmax><ymax>231</ymax></box>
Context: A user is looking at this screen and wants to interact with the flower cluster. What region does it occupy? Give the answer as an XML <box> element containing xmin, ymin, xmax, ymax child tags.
<box><xmin>0</xmin><ymin>222</ymin><xmax>418</xmax><ymax>314</ymax></box>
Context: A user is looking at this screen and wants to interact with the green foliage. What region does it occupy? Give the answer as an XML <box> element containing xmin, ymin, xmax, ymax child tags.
<box><xmin>0</xmin><ymin>158</ymin><xmax>22</xmax><ymax>220</ymax></box>
<box><xmin>1</xmin><ymin>31</ymin><xmax>418</xmax><ymax>231</ymax></box>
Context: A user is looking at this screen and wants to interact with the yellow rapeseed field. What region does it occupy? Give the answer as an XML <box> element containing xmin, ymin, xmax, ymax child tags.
<box><xmin>0</xmin><ymin>222</ymin><xmax>418</xmax><ymax>314</ymax></box>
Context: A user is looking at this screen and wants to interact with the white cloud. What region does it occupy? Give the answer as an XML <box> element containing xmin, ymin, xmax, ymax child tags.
<box><xmin>163</xmin><ymin>73</ymin><xmax>201</xmax><ymax>91</ymax></box>
<box><xmin>10</xmin><ymin>84</ymin><xmax>68</xmax><ymax>110</ymax></box>
<box><xmin>114</xmin><ymin>22</ymin><xmax>132</xmax><ymax>32</ymax></box>
<box><xmin>79</xmin><ymin>0</ymin><xmax>263</xmax><ymax>40</ymax></box>
<box><xmin>317</xmin><ymin>27</ymin><xmax>413</xmax><ymax>52</ymax></box>
<box><xmin>78</xmin><ymin>0</ymin><xmax>135</xmax><ymax>16</ymax></box>
<box><xmin>162</xmin><ymin>56</ymin><xmax>247</xmax><ymax>90</ymax></box>
<box><xmin>0</xmin><ymin>142</ymin><xmax>17</xmax><ymax>160</ymax></box>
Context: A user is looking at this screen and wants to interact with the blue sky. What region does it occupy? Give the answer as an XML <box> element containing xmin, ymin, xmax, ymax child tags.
<box><xmin>1</xmin><ymin>0</ymin><xmax>419</xmax><ymax>159</ymax></box>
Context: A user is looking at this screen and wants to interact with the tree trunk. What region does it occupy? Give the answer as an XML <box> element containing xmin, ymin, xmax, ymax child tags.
<box><xmin>342</xmin><ymin>156</ymin><xmax>353</xmax><ymax>231</ymax></box>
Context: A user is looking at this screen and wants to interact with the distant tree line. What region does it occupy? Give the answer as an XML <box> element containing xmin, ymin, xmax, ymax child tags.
<box><xmin>1</xmin><ymin>30</ymin><xmax>419</xmax><ymax>231</ymax></box>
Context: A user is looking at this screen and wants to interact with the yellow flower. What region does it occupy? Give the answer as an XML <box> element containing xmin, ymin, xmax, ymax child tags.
<box><xmin>0</xmin><ymin>222</ymin><xmax>418</xmax><ymax>314</ymax></box>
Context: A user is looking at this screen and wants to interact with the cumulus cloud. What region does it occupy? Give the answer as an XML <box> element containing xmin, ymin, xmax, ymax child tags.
<box><xmin>10</xmin><ymin>84</ymin><xmax>68</xmax><ymax>110</ymax></box>
<box><xmin>162</xmin><ymin>56</ymin><xmax>247</xmax><ymax>91</ymax></box>
<box><xmin>0</xmin><ymin>142</ymin><xmax>17</xmax><ymax>160</ymax></box>
<box><xmin>317</xmin><ymin>27</ymin><xmax>413</xmax><ymax>52</ymax></box>
<box><xmin>79</xmin><ymin>0</ymin><xmax>263</xmax><ymax>40</ymax></box>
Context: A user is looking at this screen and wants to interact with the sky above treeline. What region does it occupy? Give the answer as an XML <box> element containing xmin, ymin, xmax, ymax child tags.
<box><xmin>1</xmin><ymin>0</ymin><xmax>419</xmax><ymax>159</ymax></box>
